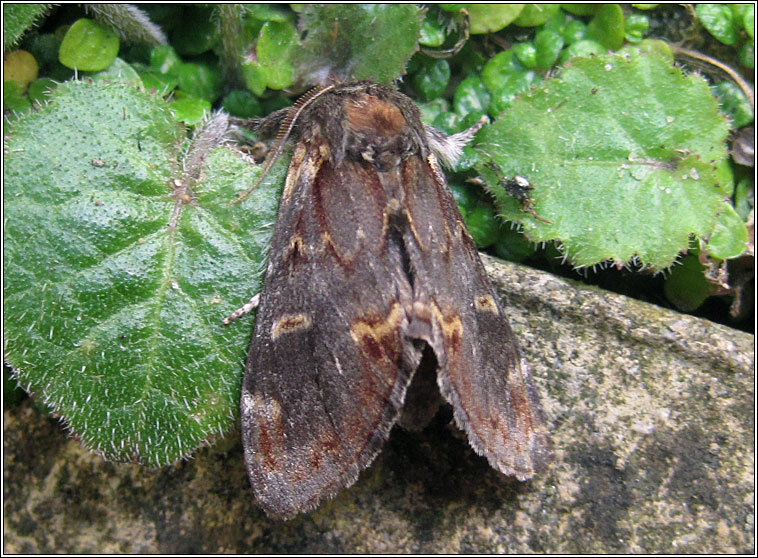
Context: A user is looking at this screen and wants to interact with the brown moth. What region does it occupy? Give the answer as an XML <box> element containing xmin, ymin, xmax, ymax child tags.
<box><xmin>231</xmin><ymin>81</ymin><xmax>552</xmax><ymax>519</ymax></box>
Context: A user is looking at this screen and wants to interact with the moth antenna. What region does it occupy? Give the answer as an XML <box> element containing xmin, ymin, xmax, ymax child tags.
<box><xmin>232</xmin><ymin>84</ymin><xmax>336</xmax><ymax>204</ymax></box>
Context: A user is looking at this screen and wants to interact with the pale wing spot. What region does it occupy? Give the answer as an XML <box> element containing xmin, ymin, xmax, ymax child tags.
<box><xmin>475</xmin><ymin>295</ymin><xmax>500</xmax><ymax>314</ymax></box>
<box><xmin>271</xmin><ymin>313</ymin><xmax>312</xmax><ymax>340</ymax></box>
<box><xmin>431</xmin><ymin>301</ymin><xmax>463</xmax><ymax>340</ymax></box>
<box><xmin>349</xmin><ymin>303</ymin><xmax>404</xmax><ymax>344</ymax></box>
<box><xmin>282</xmin><ymin>143</ymin><xmax>307</xmax><ymax>203</ymax></box>
<box><xmin>243</xmin><ymin>391</ymin><xmax>283</xmax><ymax>423</ymax></box>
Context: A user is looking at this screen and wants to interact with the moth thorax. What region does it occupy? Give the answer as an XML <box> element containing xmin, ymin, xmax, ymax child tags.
<box><xmin>344</xmin><ymin>94</ymin><xmax>407</xmax><ymax>136</ymax></box>
<box><xmin>343</xmin><ymin>94</ymin><xmax>416</xmax><ymax>170</ymax></box>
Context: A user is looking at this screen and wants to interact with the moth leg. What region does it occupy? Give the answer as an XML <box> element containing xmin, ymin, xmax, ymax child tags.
<box><xmin>222</xmin><ymin>293</ymin><xmax>260</xmax><ymax>325</ymax></box>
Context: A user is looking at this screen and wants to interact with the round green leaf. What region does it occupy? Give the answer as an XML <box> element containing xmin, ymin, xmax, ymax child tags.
<box><xmin>586</xmin><ymin>4</ymin><xmax>625</xmax><ymax>51</ymax></box>
<box><xmin>255</xmin><ymin>20</ymin><xmax>298</xmax><ymax>90</ymax></box>
<box><xmin>704</xmin><ymin>202</ymin><xmax>749</xmax><ymax>260</ymax></box>
<box><xmin>561</xmin><ymin>4</ymin><xmax>599</xmax><ymax>17</ymax></box>
<box><xmin>432</xmin><ymin>110</ymin><xmax>463</xmax><ymax>134</ymax></box>
<box><xmin>513</xmin><ymin>4</ymin><xmax>561</xmax><ymax>27</ymax></box>
<box><xmin>513</xmin><ymin>41</ymin><xmax>538</xmax><ymax>68</ymax></box>
<box><xmin>482</xmin><ymin>50</ymin><xmax>524</xmax><ymax>93</ymax></box>
<box><xmin>222</xmin><ymin>90</ymin><xmax>262</xmax><ymax>118</ymax></box>
<box><xmin>3</xmin><ymin>79</ymin><xmax>31</xmax><ymax>112</ymax></box>
<box><xmin>417</xmin><ymin>98</ymin><xmax>450</xmax><ymax>125</ymax></box>
<box><xmin>696</xmin><ymin>4</ymin><xmax>739</xmax><ymax>46</ymax></box>
<box><xmin>559</xmin><ymin>39</ymin><xmax>606</xmax><ymax>63</ymax></box>
<box><xmin>169</xmin><ymin>95</ymin><xmax>211</xmax><ymax>125</ymax></box>
<box><xmin>59</xmin><ymin>18</ymin><xmax>120</xmax><ymax>71</ymax></box>
<box><xmin>454</xmin><ymin>75</ymin><xmax>491</xmax><ymax>116</ymax></box>
<box><xmin>563</xmin><ymin>20</ymin><xmax>587</xmax><ymax>45</ymax></box>
<box><xmin>711</xmin><ymin>81</ymin><xmax>754</xmax><ymax>127</ymax></box>
<box><xmin>24</xmin><ymin>33</ymin><xmax>60</xmax><ymax>69</ymax></box>
<box><xmin>27</xmin><ymin>77</ymin><xmax>57</xmax><ymax>104</ymax></box>
<box><xmin>449</xmin><ymin>181</ymin><xmax>479</xmax><ymax>213</ymax></box>
<box><xmin>625</xmin><ymin>13</ymin><xmax>650</xmax><ymax>43</ymax></box>
<box><xmin>493</xmin><ymin>222</ymin><xmax>536</xmax><ymax>262</ymax></box>
<box><xmin>454</xmin><ymin>145</ymin><xmax>481</xmax><ymax>173</ymax></box>
<box><xmin>4</xmin><ymin>49</ymin><xmax>38</xmax><ymax>89</ymax></box>
<box><xmin>419</xmin><ymin>14</ymin><xmax>447</xmax><ymax>47</ymax></box>
<box><xmin>534</xmin><ymin>29</ymin><xmax>564</xmax><ymax>69</ymax></box>
<box><xmin>243</xmin><ymin>3</ymin><xmax>292</xmax><ymax>22</ymax></box>
<box><xmin>413</xmin><ymin>58</ymin><xmax>451</xmax><ymax>102</ymax></box>
<box><xmin>150</xmin><ymin>44</ymin><xmax>182</xmax><ymax>75</ymax></box>
<box><xmin>664</xmin><ymin>254</ymin><xmax>710</xmax><ymax>312</ymax></box>
<box><xmin>175</xmin><ymin>62</ymin><xmax>223</xmax><ymax>103</ymax></box>
<box><xmin>465</xmin><ymin>4</ymin><xmax>524</xmax><ymax>34</ymax></box>
<box><xmin>464</xmin><ymin>206</ymin><xmax>498</xmax><ymax>247</ymax></box>
<box><xmin>743</xmin><ymin>5</ymin><xmax>754</xmax><ymax>39</ymax></box>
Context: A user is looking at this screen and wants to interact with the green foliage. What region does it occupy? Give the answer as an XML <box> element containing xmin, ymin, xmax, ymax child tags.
<box><xmin>534</xmin><ymin>28</ymin><xmax>565</xmax><ymax>68</ymax></box>
<box><xmin>586</xmin><ymin>4</ymin><xmax>625</xmax><ymax>50</ymax></box>
<box><xmin>419</xmin><ymin>13</ymin><xmax>447</xmax><ymax>47</ymax></box>
<box><xmin>664</xmin><ymin>254</ymin><xmax>711</xmax><ymax>312</ymax></box>
<box><xmin>711</xmin><ymin>81</ymin><xmax>754</xmax><ymax>127</ymax></box>
<box><xmin>454</xmin><ymin>75</ymin><xmax>491</xmax><ymax>116</ymax></box>
<box><xmin>3</xmin><ymin>4</ymin><xmax>52</xmax><ymax>50</ymax></box>
<box><xmin>169</xmin><ymin>95</ymin><xmax>212</xmax><ymax>125</ymax></box>
<box><xmin>561</xmin><ymin>5</ymin><xmax>599</xmax><ymax>17</ymax></box>
<box><xmin>297</xmin><ymin>4</ymin><xmax>423</xmax><ymax>85</ymax></box>
<box><xmin>245</xmin><ymin>20</ymin><xmax>298</xmax><ymax>91</ymax></box>
<box><xmin>513</xmin><ymin>4</ymin><xmax>562</xmax><ymax>27</ymax></box>
<box><xmin>696</xmin><ymin>4</ymin><xmax>741</xmax><ymax>46</ymax></box>
<box><xmin>170</xmin><ymin>5</ymin><xmax>219</xmax><ymax>55</ymax></box>
<box><xmin>27</xmin><ymin>77</ymin><xmax>57</xmax><ymax>104</ymax></box>
<box><xmin>4</xmin><ymin>2</ymin><xmax>753</xmax><ymax>467</ymax></box>
<box><xmin>3</xmin><ymin>79</ymin><xmax>31</xmax><ymax>113</ymax></box>
<box><xmin>625</xmin><ymin>13</ymin><xmax>650</xmax><ymax>43</ymax></box>
<box><xmin>175</xmin><ymin>62</ymin><xmax>223</xmax><ymax>103</ymax></box>
<box><xmin>4</xmin><ymin>81</ymin><xmax>285</xmax><ymax>466</ymax></box>
<box><xmin>475</xmin><ymin>49</ymin><xmax>738</xmax><ymax>270</ymax></box>
<box><xmin>450</xmin><ymin>4</ymin><xmax>525</xmax><ymax>34</ymax></box>
<box><xmin>222</xmin><ymin>90</ymin><xmax>262</xmax><ymax>118</ymax></box>
<box><xmin>59</xmin><ymin>19</ymin><xmax>120</xmax><ymax>71</ymax></box>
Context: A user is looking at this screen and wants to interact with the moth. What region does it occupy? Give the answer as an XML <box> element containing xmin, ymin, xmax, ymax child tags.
<box><xmin>229</xmin><ymin>81</ymin><xmax>552</xmax><ymax>520</ymax></box>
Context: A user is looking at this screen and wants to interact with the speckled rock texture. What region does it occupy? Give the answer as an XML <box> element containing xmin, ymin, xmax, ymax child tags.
<box><xmin>4</xmin><ymin>257</ymin><xmax>754</xmax><ymax>553</ymax></box>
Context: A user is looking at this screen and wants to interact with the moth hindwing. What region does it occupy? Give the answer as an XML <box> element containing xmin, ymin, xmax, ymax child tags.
<box><xmin>236</xmin><ymin>81</ymin><xmax>552</xmax><ymax>520</ymax></box>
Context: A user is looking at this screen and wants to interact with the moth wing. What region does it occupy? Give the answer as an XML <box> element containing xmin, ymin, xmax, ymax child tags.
<box><xmin>241</xmin><ymin>146</ymin><xmax>419</xmax><ymax>519</ymax></box>
<box><xmin>403</xmin><ymin>155</ymin><xmax>553</xmax><ymax>479</ymax></box>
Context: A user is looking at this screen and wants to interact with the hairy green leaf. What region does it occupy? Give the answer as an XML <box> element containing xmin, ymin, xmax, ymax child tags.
<box><xmin>3</xmin><ymin>4</ymin><xmax>52</xmax><ymax>50</ymax></box>
<box><xmin>4</xmin><ymin>81</ymin><xmax>284</xmax><ymax>466</ymax></box>
<box><xmin>297</xmin><ymin>4</ymin><xmax>424</xmax><ymax>85</ymax></box>
<box><xmin>475</xmin><ymin>49</ymin><xmax>735</xmax><ymax>270</ymax></box>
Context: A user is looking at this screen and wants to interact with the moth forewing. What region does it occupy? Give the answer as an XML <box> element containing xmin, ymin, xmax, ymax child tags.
<box><xmin>235</xmin><ymin>81</ymin><xmax>552</xmax><ymax>520</ymax></box>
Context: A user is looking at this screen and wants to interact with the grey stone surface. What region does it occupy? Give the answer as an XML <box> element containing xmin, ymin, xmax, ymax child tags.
<box><xmin>3</xmin><ymin>257</ymin><xmax>754</xmax><ymax>553</ymax></box>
